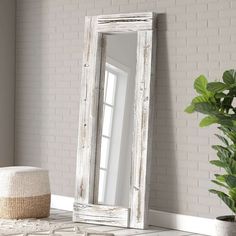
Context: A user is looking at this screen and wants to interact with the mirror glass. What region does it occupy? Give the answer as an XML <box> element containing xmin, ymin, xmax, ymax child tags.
<box><xmin>96</xmin><ymin>33</ymin><xmax>137</xmax><ymax>208</ymax></box>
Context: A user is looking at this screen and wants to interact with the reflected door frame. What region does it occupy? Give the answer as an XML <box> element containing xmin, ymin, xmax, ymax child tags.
<box><xmin>73</xmin><ymin>12</ymin><xmax>157</xmax><ymax>229</ymax></box>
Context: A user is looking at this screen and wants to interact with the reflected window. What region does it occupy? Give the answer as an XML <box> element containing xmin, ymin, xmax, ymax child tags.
<box><xmin>98</xmin><ymin>65</ymin><xmax>117</xmax><ymax>204</ymax></box>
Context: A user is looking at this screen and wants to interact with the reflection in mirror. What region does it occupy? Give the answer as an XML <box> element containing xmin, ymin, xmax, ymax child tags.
<box><xmin>97</xmin><ymin>33</ymin><xmax>137</xmax><ymax>208</ymax></box>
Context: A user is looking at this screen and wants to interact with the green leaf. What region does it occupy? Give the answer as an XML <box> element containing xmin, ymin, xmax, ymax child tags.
<box><xmin>215</xmin><ymin>92</ymin><xmax>226</xmax><ymax>99</ymax></box>
<box><xmin>218</xmin><ymin>119</ymin><xmax>234</xmax><ymax>128</ymax></box>
<box><xmin>194</xmin><ymin>75</ymin><xmax>208</xmax><ymax>95</ymax></box>
<box><xmin>219</xmin><ymin>127</ymin><xmax>236</xmax><ymax>143</ymax></box>
<box><xmin>211</xmin><ymin>180</ymin><xmax>229</xmax><ymax>189</ymax></box>
<box><xmin>227</xmin><ymin>133</ymin><xmax>236</xmax><ymax>144</ymax></box>
<box><xmin>209</xmin><ymin>189</ymin><xmax>236</xmax><ymax>213</ymax></box>
<box><xmin>184</xmin><ymin>105</ymin><xmax>195</xmax><ymax>113</ymax></box>
<box><xmin>215</xmin><ymin>134</ymin><xmax>229</xmax><ymax>146</ymax></box>
<box><xmin>194</xmin><ymin>102</ymin><xmax>217</xmax><ymax>115</ymax></box>
<box><xmin>226</xmin><ymin>158</ymin><xmax>236</xmax><ymax>174</ymax></box>
<box><xmin>192</xmin><ymin>96</ymin><xmax>209</xmax><ymax>104</ymax></box>
<box><xmin>228</xmin><ymin>145</ymin><xmax>236</xmax><ymax>155</ymax></box>
<box><xmin>199</xmin><ymin>116</ymin><xmax>218</xmax><ymax>127</ymax></box>
<box><xmin>229</xmin><ymin>188</ymin><xmax>236</xmax><ymax>200</ymax></box>
<box><xmin>222</xmin><ymin>96</ymin><xmax>234</xmax><ymax>113</ymax></box>
<box><xmin>223</xmin><ymin>70</ymin><xmax>236</xmax><ymax>85</ymax></box>
<box><xmin>211</xmin><ymin>157</ymin><xmax>236</xmax><ymax>175</ymax></box>
<box><xmin>207</xmin><ymin>82</ymin><xmax>229</xmax><ymax>93</ymax></box>
<box><xmin>210</xmin><ymin>160</ymin><xmax>227</xmax><ymax>168</ymax></box>
<box><xmin>225</xmin><ymin>175</ymin><xmax>236</xmax><ymax>188</ymax></box>
<box><xmin>212</xmin><ymin>145</ymin><xmax>231</xmax><ymax>160</ymax></box>
<box><xmin>215</xmin><ymin>174</ymin><xmax>227</xmax><ymax>182</ymax></box>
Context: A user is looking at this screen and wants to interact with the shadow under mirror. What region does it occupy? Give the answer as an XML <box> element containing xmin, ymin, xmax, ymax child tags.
<box><xmin>96</xmin><ymin>33</ymin><xmax>137</xmax><ymax>208</ymax></box>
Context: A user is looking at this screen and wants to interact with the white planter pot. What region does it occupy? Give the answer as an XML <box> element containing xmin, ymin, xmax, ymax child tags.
<box><xmin>215</xmin><ymin>216</ymin><xmax>236</xmax><ymax>236</ymax></box>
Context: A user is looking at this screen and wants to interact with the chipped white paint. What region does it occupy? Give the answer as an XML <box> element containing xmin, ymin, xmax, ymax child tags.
<box><xmin>129</xmin><ymin>29</ymin><xmax>157</xmax><ymax>229</ymax></box>
<box><xmin>74</xmin><ymin>16</ymin><xmax>102</xmax><ymax>204</ymax></box>
<box><xmin>96</xmin><ymin>12</ymin><xmax>156</xmax><ymax>33</ymax></box>
<box><xmin>74</xmin><ymin>12</ymin><xmax>157</xmax><ymax>229</ymax></box>
<box><xmin>74</xmin><ymin>202</ymin><xmax>129</xmax><ymax>227</ymax></box>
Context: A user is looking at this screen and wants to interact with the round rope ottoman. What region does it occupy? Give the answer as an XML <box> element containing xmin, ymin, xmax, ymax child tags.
<box><xmin>0</xmin><ymin>166</ymin><xmax>51</xmax><ymax>219</ymax></box>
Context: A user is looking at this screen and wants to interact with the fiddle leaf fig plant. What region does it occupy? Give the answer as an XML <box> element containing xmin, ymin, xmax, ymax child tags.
<box><xmin>185</xmin><ymin>69</ymin><xmax>236</xmax><ymax>215</ymax></box>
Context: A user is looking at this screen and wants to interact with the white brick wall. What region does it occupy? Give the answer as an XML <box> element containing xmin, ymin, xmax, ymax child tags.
<box><xmin>15</xmin><ymin>0</ymin><xmax>236</xmax><ymax>218</ymax></box>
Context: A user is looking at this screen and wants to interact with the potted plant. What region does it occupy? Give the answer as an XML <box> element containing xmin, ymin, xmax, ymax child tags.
<box><xmin>185</xmin><ymin>69</ymin><xmax>236</xmax><ymax>236</ymax></box>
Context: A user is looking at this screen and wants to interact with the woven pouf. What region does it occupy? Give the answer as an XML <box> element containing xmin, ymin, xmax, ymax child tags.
<box><xmin>0</xmin><ymin>166</ymin><xmax>51</xmax><ymax>219</ymax></box>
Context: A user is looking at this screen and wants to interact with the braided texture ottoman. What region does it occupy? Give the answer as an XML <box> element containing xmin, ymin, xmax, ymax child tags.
<box><xmin>0</xmin><ymin>166</ymin><xmax>51</xmax><ymax>219</ymax></box>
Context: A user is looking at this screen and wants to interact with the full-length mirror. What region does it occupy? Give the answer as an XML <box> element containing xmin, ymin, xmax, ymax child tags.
<box><xmin>74</xmin><ymin>12</ymin><xmax>157</xmax><ymax>229</ymax></box>
<box><xmin>96</xmin><ymin>33</ymin><xmax>137</xmax><ymax>208</ymax></box>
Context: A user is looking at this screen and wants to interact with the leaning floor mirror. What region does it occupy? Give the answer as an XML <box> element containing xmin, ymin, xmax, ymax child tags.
<box><xmin>73</xmin><ymin>12</ymin><xmax>157</xmax><ymax>229</ymax></box>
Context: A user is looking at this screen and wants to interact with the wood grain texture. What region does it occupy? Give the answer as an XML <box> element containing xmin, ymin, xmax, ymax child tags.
<box><xmin>75</xmin><ymin>16</ymin><xmax>102</xmax><ymax>204</ymax></box>
<box><xmin>97</xmin><ymin>12</ymin><xmax>156</xmax><ymax>33</ymax></box>
<box><xmin>74</xmin><ymin>12</ymin><xmax>157</xmax><ymax>229</ymax></box>
<box><xmin>129</xmin><ymin>30</ymin><xmax>157</xmax><ymax>229</ymax></box>
<box><xmin>73</xmin><ymin>203</ymin><xmax>129</xmax><ymax>227</ymax></box>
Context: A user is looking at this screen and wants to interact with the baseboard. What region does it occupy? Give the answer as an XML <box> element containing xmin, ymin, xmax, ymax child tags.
<box><xmin>149</xmin><ymin>209</ymin><xmax>215</xmax><ymax>236</ymax></box>
<box><xmin>51</xmin><ymin>195</ymin><xmax>74</xmax><ymax>211</ymax></box>
<box><xmin>50</xmin><ymin>196</ymin><xmax>215</xmax><ymax>235</ymax></box>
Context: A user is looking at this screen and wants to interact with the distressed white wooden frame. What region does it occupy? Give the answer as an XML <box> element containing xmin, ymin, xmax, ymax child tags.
<box><xmin>73</xmin><ymin>12</ymin><xmax>157</xmax><ymax>229</ymax></box>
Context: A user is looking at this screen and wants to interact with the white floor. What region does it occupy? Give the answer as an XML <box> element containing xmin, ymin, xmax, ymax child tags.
<box><xmin>47</xmin><ymin>209</ymin><xmax>207</xmax><ymax>236</ymax></box>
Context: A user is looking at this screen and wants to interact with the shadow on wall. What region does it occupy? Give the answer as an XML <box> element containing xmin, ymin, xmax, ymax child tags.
<box><xmin>15</xmin><ymin>0</ymin><xmax>79</xmax><ymax>196</ymax></box>
<box><xmin>15</xmin><ymin>1</ymin><xmax>52</xmax><ymax>178</ymax></box>
<box><xmin>149</xmin><ymin>13</ymin><xmax>179</xmax><ymax>213</ymax></box>
<box><xmin>15</xmin><ymin>0</ymin><xmax>43</xmax><ymax>167</ymax></box>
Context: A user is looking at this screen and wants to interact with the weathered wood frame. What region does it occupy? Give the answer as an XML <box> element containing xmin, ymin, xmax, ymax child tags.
<box><xmin>73</xmin><ymin>12</ymin><xmax>157</xmax><ymax>229</ymax></box>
